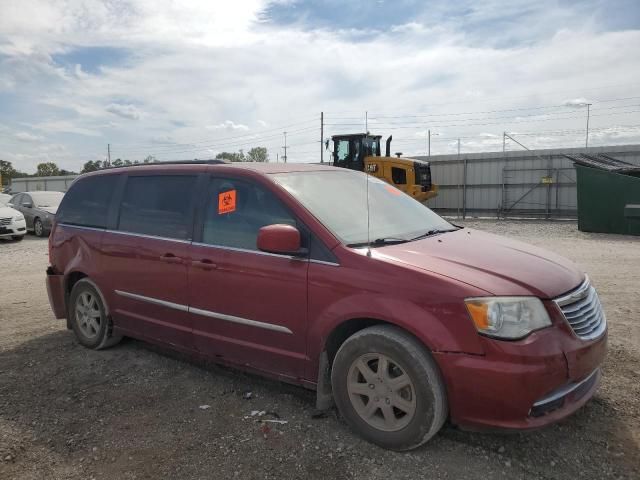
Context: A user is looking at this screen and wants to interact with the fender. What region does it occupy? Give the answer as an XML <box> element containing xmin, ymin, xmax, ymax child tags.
<box><xmin>305</xmin><ymin>291</ymin><xmax>486</xmax><ymax>383</ymax></box>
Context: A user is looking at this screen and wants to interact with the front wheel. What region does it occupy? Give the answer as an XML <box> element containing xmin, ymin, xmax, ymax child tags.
<box><xmin>331</xmin><ymin>325</ymin><xmax>448</xmax><ymax>451</ymax></box>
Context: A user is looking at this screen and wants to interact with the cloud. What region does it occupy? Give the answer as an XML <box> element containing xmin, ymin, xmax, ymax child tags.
<box><xmin>106</xmin><ymin>103</ymin><xmax>142</xmax><ymax>120</ymax></box>
<box><xmin>206</xmin><ymin>120</ymin><xmax>250</xmax><ymax>131</ymax></box>
<box><xmin>14</xmin><ymin>131</ymin><xmax>43</xmax><ymax>142</ymax></box>
<box><xmin>564</xmin><ymin>98</ymin><xmax>592</xmax><ymax>107</ymax></box>
<box><xmin>0</xmin><ymin>0</ymin><xmax>639</xmax><ymax>170</ymax></box>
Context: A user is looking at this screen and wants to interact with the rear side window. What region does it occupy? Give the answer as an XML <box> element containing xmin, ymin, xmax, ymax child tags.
<box><xmin>118</xmin><ymin>175</ymin><xmax>197</xmax><ymax>240</ymax></box>
<box><xmin>57</xmin><ymin>175</ymin><xmax>118</xmax><ymax>228</ymax></box>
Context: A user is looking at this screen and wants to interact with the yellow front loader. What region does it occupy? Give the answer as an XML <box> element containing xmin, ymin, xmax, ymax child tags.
<box><xmin>330</xmin><ymin>133</ymin><xmax>438</xmax><ymax>203</ymax></box>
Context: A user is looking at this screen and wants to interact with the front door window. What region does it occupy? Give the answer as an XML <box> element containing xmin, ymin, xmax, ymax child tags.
<box><xmin>201</xmin><ymin>177</ymin><xmax>298</xmax><ymax>251</ymax></box>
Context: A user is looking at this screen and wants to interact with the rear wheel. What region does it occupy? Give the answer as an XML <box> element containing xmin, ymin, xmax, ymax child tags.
<box><xmin>68</xmin><ymin>279</ymin><xmax>122</xmax><ymax>349</ymax></box>
<box><xmin>33</xmin><ymin>218</ymin><xmax>45</xmax><ymax>237</ymax></box>
<box><xmin>331</xmin><ymin>325</ymin><xmax>447</xmax><ymax>450</ymax></box>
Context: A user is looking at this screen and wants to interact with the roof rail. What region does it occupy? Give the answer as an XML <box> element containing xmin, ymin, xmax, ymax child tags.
<box><xmin>114</xmin><ymin>159</ymin><xmax>228</xmax><ymax>168</ymax></box>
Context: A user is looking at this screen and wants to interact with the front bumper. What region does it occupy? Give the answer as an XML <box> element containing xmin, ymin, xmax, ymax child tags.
<box><xmin>0</xmin><ymin>218</ymin><xmax>26</xmax><ymax>237</ymax></box>
<box><xmin>434</xmin><ymin>307</ymin><xmax>607</xmax><ymax>430</ymax></box>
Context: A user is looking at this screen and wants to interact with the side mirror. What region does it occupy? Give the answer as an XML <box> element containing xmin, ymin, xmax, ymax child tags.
<box><xmin>257</xmin><ymin>224</ymin><xmax>305</xmax><ymax>256</ymax></box>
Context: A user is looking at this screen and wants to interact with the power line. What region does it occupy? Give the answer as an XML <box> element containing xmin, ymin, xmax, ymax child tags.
<box><xmin>113</xmin><ymin>117</ymin><xmax>318</xmax><ymax>150</ymax></box>
<box><xmin>114</xmin><ymin>125</ymin><xmax>319</xmax><ymax>156</ymax></box>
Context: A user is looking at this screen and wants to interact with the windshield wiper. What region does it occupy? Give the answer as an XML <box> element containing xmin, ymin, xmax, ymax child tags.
<box><xmin>346</xmin><ymin>237</ymin><xmax>409</xmax><ymax>248</ymax></box>
<box><xmin>409</xmin><ymin>228</ymin><xmax>459</xmax><ymax>241</ymax></box>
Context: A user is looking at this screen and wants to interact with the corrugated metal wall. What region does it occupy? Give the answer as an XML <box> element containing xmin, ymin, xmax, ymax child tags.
<box><xmin>417</xmin><ymin>144</ymin><xmax>640</xmax><ymax>218</ymax></box>
<box><xmin>10</xmin><ymin>175</ymin><xmax>78</xmax><ymax>193</ymax></box>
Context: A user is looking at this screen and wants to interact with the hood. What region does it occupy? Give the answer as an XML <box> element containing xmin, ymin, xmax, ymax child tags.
<box><xmin>38</xmin><ymin>206</ymin><xmax>58</xmax><ymax>215</ymax></box>
<box><xmin>0</xmin><ymin>205</ymin><xmax>21</xmax><ymax>218</ymax></box>
<box><xmin>373</xmin><ymin>228</ymin><xmax>583</xmax><ymax>298</ymax></box>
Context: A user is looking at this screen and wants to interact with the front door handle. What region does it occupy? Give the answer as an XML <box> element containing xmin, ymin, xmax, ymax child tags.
<box><xmin>160</xmin><ymin>253</ymin><xmax>183</xmax><ymax>264</ymax></box>
<box><xmin>191</xmin><ymin>259</ymin><xmax>217</xmax><ymax>270</ymax></box>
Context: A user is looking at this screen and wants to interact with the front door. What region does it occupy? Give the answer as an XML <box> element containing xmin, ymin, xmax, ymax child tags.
<box><xmin>101</xmin><ymin>173</ymin><xmax>199</xmax><ymax>351</ymax></box>
<box><xmin>188</xmin><ymin>176</ymin><xmax>309</xmax><ymax>379</ymax></box>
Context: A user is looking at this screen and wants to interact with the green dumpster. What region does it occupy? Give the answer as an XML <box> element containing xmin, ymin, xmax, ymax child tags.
<box><xmin>575</xmin><ymin>164</ymin><xmax>640</xmax><ymax>235</ymax></box>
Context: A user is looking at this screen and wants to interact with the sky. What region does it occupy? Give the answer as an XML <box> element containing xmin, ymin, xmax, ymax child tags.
<box><xmin>1</xmin><ymin>0</ymin><xmax>640</xmax><ymax>173</ymax></box>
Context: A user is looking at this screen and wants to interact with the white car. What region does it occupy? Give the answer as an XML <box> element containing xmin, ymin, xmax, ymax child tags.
<box><xmin>0</xmin><ymin>200</ymin><xmax>27</xmax><ymax>241</ymax></box>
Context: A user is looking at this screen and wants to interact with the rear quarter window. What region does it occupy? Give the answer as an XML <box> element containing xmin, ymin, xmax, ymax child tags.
<box><xmin>57</xmin><ymin>175</ymin><xmax>118</xmax><ymax>228</ymax></box>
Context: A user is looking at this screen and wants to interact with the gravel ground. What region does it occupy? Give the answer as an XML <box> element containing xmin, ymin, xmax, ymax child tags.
<box><xmin>1</xmin><ymin>220</ymin><xmax>639</xmax><ymax>480</ymax></box>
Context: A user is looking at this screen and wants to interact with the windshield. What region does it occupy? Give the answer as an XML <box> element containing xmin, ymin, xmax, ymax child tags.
<box><xmin>272</xmin><ymin>170</ymin><xmax>454</xmax><ymax>246</ymax></box>
<box><xmin>31</xmin><ymin>191</ymin><xmax>65</xmax><ymax>207</ymax></box>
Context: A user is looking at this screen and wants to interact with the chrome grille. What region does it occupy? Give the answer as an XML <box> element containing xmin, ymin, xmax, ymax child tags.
<box><xmin>0</xmin><ymin>217</ymin><xmax>11</xmax><ymax>226</ymax></box>
<box><xmin>555</xmin><ymin>277</ymin><xmax>606</xmax><ymax>340</ymax></box>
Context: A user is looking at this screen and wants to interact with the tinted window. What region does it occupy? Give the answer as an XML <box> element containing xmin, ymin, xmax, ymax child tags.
<box><xmin>118</xmin><ymin>175</ymin><xmax>197</xmax><ymax>240</ymax></box>
<box><xmin>22</xmin><ymin>194</ymin><xmax>33</xmax><ymax>206</ymax></box>
<box><xmin>391</xmin><ymin>167</ymin><xmax>407</xmax><ymax>185</ymax></box>
<box><xmin>57</xmin><ymin>176</ymin><xmax>118</xmax><ymax>228</ymax></box>
<box><xmin>201</xmin><ymin>177</ymin><xmax>296</xmax><ymax>251</ymax></box>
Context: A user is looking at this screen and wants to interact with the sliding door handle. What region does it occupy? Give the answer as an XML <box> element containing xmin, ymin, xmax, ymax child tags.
<box><xmin>191</xmin><ymin>259</ymin><xmax>217</xmax><ymax>270</ymax></box>
<box><xmin>160</xmin><ymin>253</ymin><xmax>183</xmax><ymax>264</ymax></box>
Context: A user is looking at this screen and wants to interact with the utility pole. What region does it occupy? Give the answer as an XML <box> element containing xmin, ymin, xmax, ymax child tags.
<box><xmin>365</xmin><ymin>111</ymin><xmax>368</xmax><ymax>133</ymax></box>
<box><xmin>320</xmin><ymin>112</ymin><xmax>324</xmax><ymax>163</ymax></box>
<box><xmin>585</xmin><ymin>103</ymin><xmax>592</xmax><ymax>148</ymax></box>
<box><xmin>107</xmin><ymin>143</ymin><xmax>111</xmax><ymax>167</ymax></box>
<box><xmin>276</xmin><ymin>153</ymin><xmax>279</xmax><ymax>163</ymax></box>
<box><xmin>503</xmin><ymin>132</ymin><xmax>506</xmax><ymax>154</ymax></box>
<box><xmin>457</xmin><ymin>138</ymin><xmax>460</xmax><ymax>157</ymax></box>
<box><xmin>427</xmin><ymin>129</ymin><xmax>430</xmax><ymax>157</ymax></box>
<box><xmin>282</xmin><ymin>132</ymin><xmax>288</xmax><ymax>163</ymax></box>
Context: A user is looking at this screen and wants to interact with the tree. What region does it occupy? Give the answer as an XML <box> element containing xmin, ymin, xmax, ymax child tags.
<box><xmin>0</xmin><ymin>160</ymin><xmax>17</xmax><ymax>186</ymax></box>
<box><xmin>246</xmin><ymin>147</ymin><xmax>268</xmax><ymax>162</ymax></box>
<box><xmin>215</xmin><ymin>151</ymin><xmax>246</xmax><ymax>163</ymax></box>
<box><xmin>143</xmin><ymin>155</ymin><xmax>157</xmax><ymax>164</ymax></box>
<box><xmin>36</xmin><ymin>162</ymin><xmax>60</xmax><ymax>177</ymax></box>
<box><xmin>81</xmin><ymin>160</ymin><xmax>103</xmax><ymax>173</ymax></box>
<box><xmin>58</xmin><ymin>169</ymin><xmax>78</xmax><ymax>176</ymax></box>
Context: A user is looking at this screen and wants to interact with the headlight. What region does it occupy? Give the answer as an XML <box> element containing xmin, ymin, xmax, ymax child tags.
<box><xmin>464</xmin><ymin>297</ymin><xmax>551</xmax><ymax>340</ymax></box>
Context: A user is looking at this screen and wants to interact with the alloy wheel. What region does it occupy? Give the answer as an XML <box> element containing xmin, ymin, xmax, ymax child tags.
<box><xmin>75</xmin><ymin>292</ymin><xmax>101</xmax><ymax>339</ymax></box>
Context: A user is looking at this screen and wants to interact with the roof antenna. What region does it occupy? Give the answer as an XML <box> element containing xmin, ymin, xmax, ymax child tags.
<box><xmin>365</xmin><ymin>166</ymin><xmax>372</xmax><ymax>258</ymax></box>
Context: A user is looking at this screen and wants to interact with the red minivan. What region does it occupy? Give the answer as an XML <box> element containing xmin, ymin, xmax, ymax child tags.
<box><xmin>46</xmin><ymin>162</ymin><xmax>607</xmax><ymax>450</ymax></box>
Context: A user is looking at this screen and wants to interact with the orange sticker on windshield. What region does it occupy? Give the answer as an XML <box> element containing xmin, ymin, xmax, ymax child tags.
<box><xmin>385</xmin><ymin>185</ymin><xmax>402</xmax><ymax>196</ymax></box>
<box><xmin>218</xmin><ymin>190</ymin><xmax>236</xmax><ymax>214</ymax></box>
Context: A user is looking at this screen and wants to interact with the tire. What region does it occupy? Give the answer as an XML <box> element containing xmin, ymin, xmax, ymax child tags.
<box><xmin>68</xmin><ymin>279</ymin><xmax>122</xmax><ymax>350</ymax></box>
<box><xmin>33</xmin><ymin>218</ymin><xmax>45</xmax><ymax>237</ymax></box>
<box><xmin>331</xmin><ymin>325</ymin><xmax>447</xmax><ymax>451</ymax></box>
<box><xmin>12</xmin><ymin>235</ymin><xmax>24</xmax><ymax>241</ymax></box>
